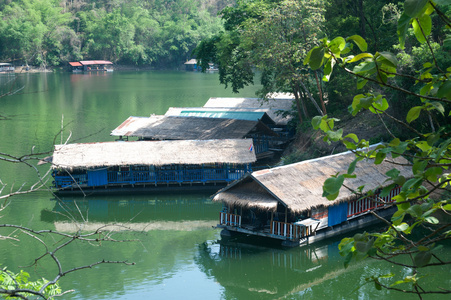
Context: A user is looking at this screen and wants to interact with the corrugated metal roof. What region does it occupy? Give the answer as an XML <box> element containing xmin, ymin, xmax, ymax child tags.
<box><xmin>69</xmin><ymin>62</ymin><xmax>82</xmax><ymax>66</ymax></box>
<box><xmin>80</xmin><ymin>60</ymin><xmax>113</xmax><ymax>65</ymax></box>
<box><xmin>178</xmin><ymin>110</ymin><xmax>274</xmax><ymax>124</ymax></box>
<box><xmin>203</xmin><ymin>97</ymin><xmax>293</xmax><ymax>125</ymax></box>
<box><xmin>184</xmin><ymin>59</ymin><xmax>197</xmax><ymax>65</ymax></box>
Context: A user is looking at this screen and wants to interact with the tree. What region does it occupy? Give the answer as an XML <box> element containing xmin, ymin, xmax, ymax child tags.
<box><xmin>0</xmin><ymin>116</ymin><xmax>134</xmax><ymax>299</ymax></box>
<box><xmin>305</xmin><ymin>0</ymin><xmax>451</xmax><ymax>297</ymax></box>
<box><xmin>194</xmin><ymin>0</ymin><xmax>327</xmax><ymax>122</ymax></box>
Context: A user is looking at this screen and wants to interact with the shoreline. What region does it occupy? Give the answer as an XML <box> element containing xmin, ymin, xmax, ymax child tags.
<box><xmin>12</xmin><ymin>64</ymin><xmax>183</xmax><ymax>73</ymax></box>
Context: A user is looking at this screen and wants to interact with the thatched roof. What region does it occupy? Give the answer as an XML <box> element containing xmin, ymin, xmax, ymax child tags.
<box><xmin>52</xmin><ymin>139</ymin><xmax>256</xmax><ymax>169</ymax></box>
<box><xmin>213</xmin><ymin>145</ymin><xmax>413</xmax><ymax>213</ymax></box>
<box><xmin>203</xmin><ymin>97</ymin><xmax>294</xmax><ymax>125</ymax></box>
<box><xmin>165</xmin><ymin>107</ymin><xmax>276</xmax><ymax>125</ymax></box>
<box><xmin>111</xmin><ymin>115</ymin><xmax>278</xmax><ymax>140</ymax></box>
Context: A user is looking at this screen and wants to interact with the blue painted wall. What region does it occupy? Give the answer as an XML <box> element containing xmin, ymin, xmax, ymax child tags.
<box><xmin>87</xmin><ymin>169</ymin><xmax>108</xmax><ymax>186</ymax></box>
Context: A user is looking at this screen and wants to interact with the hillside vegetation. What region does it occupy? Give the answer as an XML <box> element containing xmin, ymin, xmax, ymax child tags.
<box><xmin>0</xmin><ymin>0</ymin><xmax>231</xmax><ymax>68</ymax></box>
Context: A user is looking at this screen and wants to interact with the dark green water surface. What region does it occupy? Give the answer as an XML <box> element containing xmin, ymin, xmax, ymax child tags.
<box><xmin>0</xmin><ymin>71</ymin><xmax>449</xmax><ymax>299</ymax></box>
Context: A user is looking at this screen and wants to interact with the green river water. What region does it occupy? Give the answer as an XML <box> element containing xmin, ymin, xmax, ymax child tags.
<box><xmin>0</xmin><ymin>71</ymin><xmax>449</xmax><ymax>299</ymax></box>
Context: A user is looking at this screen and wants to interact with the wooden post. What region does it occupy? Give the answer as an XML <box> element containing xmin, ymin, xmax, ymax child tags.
<box><xmin>270</xmin><ymin>212</ymin><xmax>274</xmax><ymax>233</ymax></box>
<box><xmin>285</xmin><ymin>207</ymin><xmax>288</xmax><ymax>223</ymax></box>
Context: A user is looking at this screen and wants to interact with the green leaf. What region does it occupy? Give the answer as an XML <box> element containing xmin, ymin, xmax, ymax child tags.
<box><xmin>416</xmin><ymin>141</ymin><xmax>431</xmax><ymax>152</ymax></box>
<box><xmin>397</xmin><ymin>13</ymin><xmax>411</xmax><ymax>48</ymax></box>
<box><xmin>407</xmin><ymin>204</ymin><xmax>423</xmax><ymax>218</ymax></box>
<box><xmin>374</xmin><ymin>151</ymin><xmax>386</xmax><ymax>164</ymax></box>
<box><xmin>347</xmin><ymin>35</ymin><xmax>368</xmax><ymax>52</ymax></box>
<box><xmin>348</xmin><ymin>158</ymin><xmax>358</xmax><ymax>174</ymax></box>
<box><xmin>323</xmin><ymin>58</ymin><xmax>335</xmax><ymax>82</ymax></box>
<box><xmin>437</xmin><ymin>80</ymin><xmax>451</xmax><ymax>100</ymax></box>
<box><xmin>414</xmin><ymin>251</ymin><xmax>432</xmax><ymax>267</ymax></box>
<box><xmin>369</xmin><ymin>96</ymin><xmax>389</xmax><ymax>114</ymax></box>
<box><xmin>428</xmin><ymin>102</ymin><xmax>445</xmax><ymax>115</ymax></box>
<box><xmin>394</xmin><ymin>222</ymin><xmax>409</xmax><ymax>232</ymax></box>
<box><xmin>343</xmin><ymin>140</ymin><xmax>357</xmax><ymax>150</ymax></box>
<box><xmin>308</xmin><ymin>46</ymin><xmax>325</xmax><ymax>70</ymax></box>
<box><xmin>357</xmin><ymin>78</ymin><xmax>368</xmax><ymax>89</ymax></box>
<box><xmin>425</xmin><ymin>167</ymin><xmax>443</xmax><ymax>182</ymax></box>
<box><xmin>329</xmin><ymin>37</ymin><xmax>346</xmax><ymax>54</ymax></box>
<box><xmin>311</xmin><ymin>116</ymin><xmax>323</xmax><ymax>130</ymax></box>
<box><xmin>378</xmin><ymin>51</ymin><xmax>398</xmax><ymax>67</ymax></box>
<box><xmin>412</xmin><ymin>159</ymin><xmax>428</xmax><ymax>174</ymax></box>
<box><xmin>412</xmin><ymin>14</ymin><xmax>432</xmax><ymax>44</ymax></box>
<box><xmin>404</xmin><ymin>0</ymin><xmax>429</xmax><ymax>18</ymax></box>
<box><xmin>344</xmin><ymin>133</ymin><xmax>359</xmax><ymax>143</ymax></box>
<box><xmin>327</xmin><ymin>128</ymin><xmax>343</xmax><ymax>141</ymax></box>
<box><xmin>402</xmin><ymin>176</ymin><xmax>422</xmax><ymax>192</ymax></box>
<box><xmin>323</xmin><ymin>175</ymin><xmax>345</xmax><ymax>195</ymax></box>
<box><xmin>326</xmin><ymin>191</ymin><xmax>340</xmax><ymax>200</ymax></box>
<box><xmin>425</xmin><ymin>216</ymin><xmax>439</xmax><ymax>224</ymax></box>
<box><xmin>406</xmin><ymin>106</ymin><xmax>422</xmax><ymax>123</ymax></box>
<box><xmin>353</xmin><ymin>61</ymin><xmax>376</xmax><ymax>74</ymax></box>
<box><xmin>443</xmin><ymin>204</ymin><xmax>451</xmax><ymax>211</ymax></box>
<box><xmin>391</xmin><ymin>209</ymin><xmax>405</xmax><ymax>225</ymax></box>
<box><xmin>386</xmin><ymin>168</ymin><xmax>400</xmax><ymax>179</ymax></box>
<box><xmin>418</xmin><ymin>245</ymin><xmax>429</xmax><ymax>251</ymax></box>
<box><xmin>348</xmin><ymin>53</ymin><xmax>373</xmax><ymax>63</ymax></box>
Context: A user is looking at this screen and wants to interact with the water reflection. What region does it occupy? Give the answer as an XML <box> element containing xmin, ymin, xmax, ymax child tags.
<box><xmin>41</xmin><ymin>193</ymin><xmax>222</xmax><ymax>232</ymax></box>
<box><xmin>197</xmin><ymin>237</ymin><xmax>347</xmax><ymax>299</ymax></box>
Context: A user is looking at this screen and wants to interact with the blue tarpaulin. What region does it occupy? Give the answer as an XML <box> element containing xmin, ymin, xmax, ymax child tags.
<box><xmin>328</xmin><ymin>202</ymin><xmax>348</xmax><ymax>227</ymax></box>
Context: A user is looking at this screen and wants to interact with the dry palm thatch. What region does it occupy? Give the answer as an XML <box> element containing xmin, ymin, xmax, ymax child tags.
<box><xmin>52</xmin><ymin>139</ymin><xmax>256</xmax><ymax>169</ymax></box>
<box><xmin>214</xmin><ymin>145</ymin><xmax>413</xmax><ymax>213</ymax></box>
<box><xmin>111</xmin><ymin>115</ymin><xmax>278</xmax><ymax>140</ymax></box>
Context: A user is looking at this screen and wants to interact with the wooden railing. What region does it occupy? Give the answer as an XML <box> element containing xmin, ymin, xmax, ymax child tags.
<box><xmin>219</xmin><ymin>212</ymin><xmax>241</xmax><ymax>227</ymax></box>
<box><xmin>347</xmin><ymin>186</ymin><xmax>401</xmax><ymax>218</ymax></box>
<box><xmin>271</xmin><ymin>221</ymin><xmax>306</xmax><ymax>241</ymax></box>
<box><xmin>54</xmin><ymin>165</ymin><xmax>251</xmax><ymax>188</ymax></box>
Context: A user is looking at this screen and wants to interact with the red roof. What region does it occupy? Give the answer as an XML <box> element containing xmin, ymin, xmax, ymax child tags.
<box><xmin>69</xmin><ymin>62</ymin><xmax>82</xmax><ymax>66</ymax></box>
<box><xmin>80</xmin><ymin>60</ymin><xmax>113</xmax><ymax>65</ymax></box>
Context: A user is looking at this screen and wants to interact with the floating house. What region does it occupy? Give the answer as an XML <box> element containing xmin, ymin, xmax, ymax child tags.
<box><xmin>184</xmin><ymin>59</ymin><xmax>215</xmax><ymax>71</ymax></box>
<box><xmin>0</xmin><ymin>63</ymin><xmax>14</xmax><ymax>73</ymax></box>
<box><xmin>51</xmin><ymin>139</ymin><xmax>256</xmax><ymax>194</ymax></box>
<box><xmin>165</xmin><ymin>107</ymin><xmax>276</xmax><ymax>128</ymax></box>
<box><xmin>184</xmin><ymin>59</ymin><xmax>199</xmax><ymax>71</ymax></box>
<box><xmin>111</xmin><ymin>115</ymin><xmax>280</xmax><ymax>160</ymax></box>
<box><xmin>213</xmin><ymin>145</ymin><xmax>413</xmax><ymax>247</ymax></box>
<box><xmin>69</xmin><ymin>60</ymin><xmax>113</xmax><ymax>72</ymax></box>
<box><xmin>203</xmin><ymin>97</ymin><xmax>294</xmax><ymax>127</ymax></box>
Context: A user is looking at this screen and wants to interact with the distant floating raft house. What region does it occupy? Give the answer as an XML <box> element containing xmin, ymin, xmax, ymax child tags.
<box><xmin>0</xmin><ymin>63</ymin><xmax>14</xmax><ymax>73</ymax></box>
<box><xmin>184</xmin><ymin>58</ymin><xmax>198</xmax><ymax>71</ymax></box>
<box><xmin>111</xmin><ymin>115</ymin><xmax>280</xmax><ymax>160</ymax></box>
<box><xmin>51</xmin><ymin>139</ymin><xmax>256</xmax><ymax>194</ymax></box>
<box><xmin>69</xmin><ymin>60</ymin><xmax>113</xmax><ymax>72</ymax></box>
<box><xmin>184</xmin><ymin>58</ymin><xmax>215</xmax><ymax>71</ymax></box>
<box><xmin>213</xmin><ymin>144</ymin><xmax>413</xmax><ymax>247</ymax></box>
<box><xmin>68</xmin><ymin>61</ymin><xmax>83</xmax><ymax>72</ymax></box>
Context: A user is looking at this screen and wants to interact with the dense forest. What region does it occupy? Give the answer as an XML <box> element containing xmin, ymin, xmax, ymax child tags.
<box><xmin>0</xmin><ymin>0</ymin><xmax>231</xmax><ymax>68</ymax></box>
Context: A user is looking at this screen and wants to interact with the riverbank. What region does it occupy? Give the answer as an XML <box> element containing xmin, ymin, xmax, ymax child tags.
<box><xmin>13</xmin><ymin>64</ymin><xmax>180</xmax><ymax>73</ymax></box>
